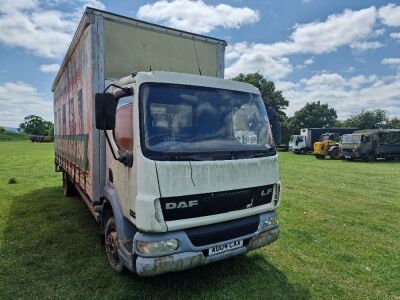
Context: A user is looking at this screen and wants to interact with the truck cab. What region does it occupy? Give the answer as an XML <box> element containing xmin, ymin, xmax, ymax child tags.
<box><xmin>340</xmin><ymin>130</ymin><xmax>400</xmax><ymax>161</ymax></box>
<box><xmin>288</xmin><ymin>135</ymin><xmax>307</xmax><ymax>154</ymax></box>
<box><xmin>97</xmin><ymin>71</ymin><xmax>281</xmax><ymax>275</ymax></box>
<box><xmin>341</xmin><ymin>133</ymin><xmax>380</xmax><ymax>161</ymax></box>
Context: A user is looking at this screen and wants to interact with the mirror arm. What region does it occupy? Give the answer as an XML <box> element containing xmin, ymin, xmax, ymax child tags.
<box><xmin>104</xmin><ymin>130</ymin><xmax>133</xmax><ymax>167</ymax></box>
<box><xmin>104</xmin><ymin>130</ymin><xmax>118</xmax><ymax>161</ymax></box>
<box><xmin>103</xmin><ymin>84</ymin><xmax>133</xmax><ymax>96</ymax></box>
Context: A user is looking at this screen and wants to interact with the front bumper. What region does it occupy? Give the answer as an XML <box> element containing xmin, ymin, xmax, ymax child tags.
<box><xmin>131</xmin><ymin>211</ymin><xmax>279</xmax><ymax>276</ymax></box>
<box><xmin>342</xmin><ymin>150</ymin><xmax>360</xmax><ymax>159</ymax></box>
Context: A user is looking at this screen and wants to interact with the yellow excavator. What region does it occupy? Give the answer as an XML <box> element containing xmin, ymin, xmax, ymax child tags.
<box><xmin>313</xmin><ymin>133</ymin><xmax>341</xmax><ymax>159</ymax></box>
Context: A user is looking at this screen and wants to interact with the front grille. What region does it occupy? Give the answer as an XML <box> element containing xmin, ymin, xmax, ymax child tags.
<box><xmin>160</xmin><ymin>185</ymin><xmax>274</xmax><ymax>221</ymax></box>
<box><xmin>342</xmin><ymin>149</ymin><xmax>353</xmax><ymax>155</ymax></box>
<box><xmin>185</xmin><ymin>215</ymin><xmax>259</xmax><ymax>246</ymax></box>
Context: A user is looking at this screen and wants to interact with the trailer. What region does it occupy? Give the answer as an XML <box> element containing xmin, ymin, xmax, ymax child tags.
<box><xmin>52</xmin><ymin>8</ymin><xmax>281</xmax><ymax>276</ymax></box>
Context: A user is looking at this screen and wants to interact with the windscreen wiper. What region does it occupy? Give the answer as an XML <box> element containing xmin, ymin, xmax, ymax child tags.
<box><xmin>166</xmin><ymin>153</ymin><xmax>204</xmax><ymax>161</ymax></box>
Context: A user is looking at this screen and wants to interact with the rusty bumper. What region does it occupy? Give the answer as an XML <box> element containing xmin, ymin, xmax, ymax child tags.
<box><xmin>135</xmin><ymin>219</ymin><xmax>279</xmax><ymax>276</ymax></box>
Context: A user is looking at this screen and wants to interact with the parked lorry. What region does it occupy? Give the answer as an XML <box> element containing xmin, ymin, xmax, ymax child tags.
<box><xmin>29</xmin><ymin>135</ymin><xmax>54</xmax><ymax>142</ymax></box>
<box><xmin>53</xmin><ymin>8</ymin><xmax>281</xmax><ymax>276</ymax></box>
<box><xmin>288</xmin><ymin>127</ymin><xmax>357</xmax><ymax>154</ymax></box>
<box><xmin>340</xmin><ymin>129</ymin><xmax>400</xmax><ymax>161</ymax></box>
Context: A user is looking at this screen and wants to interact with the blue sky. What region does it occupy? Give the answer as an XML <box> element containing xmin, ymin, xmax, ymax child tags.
<box><xmin>0</xmin><ymin>0</ymin><xmax>399</xmax><ymax>127</ymax></box>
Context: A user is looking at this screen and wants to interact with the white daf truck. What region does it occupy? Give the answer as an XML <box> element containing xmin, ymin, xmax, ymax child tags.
<box><xmin>53</xmin><ymin>8</ymin><xmax>281</xmax><ymax>276</ymax></box>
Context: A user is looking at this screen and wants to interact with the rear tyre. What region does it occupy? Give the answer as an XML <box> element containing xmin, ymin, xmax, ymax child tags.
<box><xmin>315</xmin><ymin>154</ymin><xmax>325</xmax><ymax>159</ymax></box>
<box><xmin>63</xmin><ymin>172</ymin><xmax>77</xmax><ymax>197</ymax></box>
<box><xmin>104</xmin><ymin>217</ymin><xmax>124</xmax><ymax>273</ymax></box>
<box><xmin>300</xmin><ymin>149</ymin><xmax>307</xmax><ymax>155</ymax></box>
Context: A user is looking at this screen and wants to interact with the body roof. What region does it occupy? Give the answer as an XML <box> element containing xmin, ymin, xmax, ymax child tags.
<box><xmin>354</xmin><ymin>129</ymin><xmax>400</xmax><ymax>135</ymax></box>
<box><xmin>52</xmin><ymin>7</ymin><xmax>227</xmax><ymax>91</ymax></box>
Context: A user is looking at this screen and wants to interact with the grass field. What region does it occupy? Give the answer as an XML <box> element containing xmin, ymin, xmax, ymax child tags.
<box><xmin>0</xmin><ymin>141</ymin><xmax>399</xmax><ymax>299</ymax></box>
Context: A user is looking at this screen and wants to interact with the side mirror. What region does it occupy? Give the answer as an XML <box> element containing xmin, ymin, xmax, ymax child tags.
<box><xmin>95</xmin><ymin>93</ymin><xmax>116</xmax><ymax>130</ymax></box>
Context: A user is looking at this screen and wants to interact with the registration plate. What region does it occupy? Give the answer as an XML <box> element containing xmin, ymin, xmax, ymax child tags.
<box><xmin>208</xmin><ymin>240</ymin><xmax>243</xmax><ymax>256</ymax></box>
<box><xmin>345</xmin><ymin>155</ymin><xmax>351</xmax><ymax>159</ymax></box>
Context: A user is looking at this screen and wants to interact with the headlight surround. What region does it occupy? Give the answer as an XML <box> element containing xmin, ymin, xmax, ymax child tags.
<box><xmin>136</xmin><ymin>239</ymin><xmax>179</xmax><ymax>255</ymax></box>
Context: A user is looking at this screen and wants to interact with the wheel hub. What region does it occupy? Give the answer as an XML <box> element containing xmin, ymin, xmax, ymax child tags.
<box><xmin>106</xmin><ymin>229</ymin><xmax>120</xmax><ymax>264</ymax></box>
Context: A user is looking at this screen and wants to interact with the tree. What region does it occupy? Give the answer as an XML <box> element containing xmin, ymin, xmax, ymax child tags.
<box><xmin>19</xmin><ymin>115</ymin><xmax>54</xmax><ymax>136</ymax></box>
<box><xmin>0</xmin><ymin>127</ymin><xmax>5</xmax><ymax>133</ymax></box>
<box><xmin>343</xmin><ymin>109</ymin><xmax>389</xmax><ymax>129</ymax></box>
<box><xmin>232</xmin><ymin>73</ymin><xmax>289</xmax><ymax>118</ymax></box>
<box><xmin>289</xmin><ymin>101</ymin><xmax>337</xmax><ymax>134</ymax></box>
<box><xmin>387</xmin><ymin>117</ymin><xmax>400</xmax><ymax>129</ymax></box>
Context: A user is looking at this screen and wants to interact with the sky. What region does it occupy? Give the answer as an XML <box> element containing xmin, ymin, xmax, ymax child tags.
<box><xmin>0</xmin><ymin>0</ymin><xmax>400</xmax><ymax>128</ymax></box>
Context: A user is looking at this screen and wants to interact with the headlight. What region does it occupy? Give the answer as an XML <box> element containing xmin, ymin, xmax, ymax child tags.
<box><xmin>136</xmin><ymin>239</ymin><xmax>179</xmax><ymax>254</ymax></box>
<box><xmin>264</xmin><ymin>215</ymin><xmax>278</xmax><ymax>227</ymax></box>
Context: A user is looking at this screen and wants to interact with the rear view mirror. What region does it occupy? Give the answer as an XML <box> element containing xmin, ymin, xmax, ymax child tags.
<box><xmin>95</xmin><ymin>93</ymin><xmax>116</xmax><ymax>130</ymax></box>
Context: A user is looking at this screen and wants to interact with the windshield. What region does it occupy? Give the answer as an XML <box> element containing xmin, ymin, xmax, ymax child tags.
<box><xmin>140</xmin><ymin>83</ymin><xmax>275</xmax><ymax>160</ymax></box>
<box><xmin>289</xmin><ymin>135</ymin><xmax>303</xmax><ymax>144</ymax></box>
<box><xmin>342</xmin><ymin>134</ymin><xmax>361</xmax><ymax>144</ymax></box>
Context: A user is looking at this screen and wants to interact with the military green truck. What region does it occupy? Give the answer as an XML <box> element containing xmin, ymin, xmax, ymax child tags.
<box><xmin>340</xmin><ymin>129</ymin><xmax>400</xmax><ymax>161</ymax></box>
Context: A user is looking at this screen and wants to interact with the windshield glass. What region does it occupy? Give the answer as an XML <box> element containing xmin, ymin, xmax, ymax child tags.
<box><xmin>342</xmin><ymin>134</ymin><xmax>361</xmax><ymax>144</ymax></box>
<box><xmin>140</xmin><ymin>83</ymin><xmax>275</xmax><ymax>160</ymax></box>
<box><xmin>290</xmin><ymin>136</ymin><xmax>303</xmax><ymax>143</ymax></box>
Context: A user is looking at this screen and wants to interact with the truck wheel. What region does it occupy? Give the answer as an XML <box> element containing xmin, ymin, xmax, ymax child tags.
<box><xmin>300</xmin><ymin>149</ymin><xmax>306</xmax><ymax>155</ymax></box>
<box><xmin>329</xmin><ymin>148</ymin><xmax>340</xmax><ymax>160</ymax></box>
<box><xmin>315</xmin><ymin>154</ymin><xmax>325</xmax><ymax>159</ymax></box>
<box><xmin>63</xmin><ymin>172</ymin><xmax>77</xmax><ymax>197</ymax></box>
<box><xmin>105</xmin><ymin>217</ymin><xmax>124</xmax><ymax>273</ymax></box>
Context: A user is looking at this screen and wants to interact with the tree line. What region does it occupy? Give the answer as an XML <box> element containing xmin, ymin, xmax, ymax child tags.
<box><xmin>233</xmin><ymin>73</ymin><xmax>400</xmax><ymax>143</ymax></box>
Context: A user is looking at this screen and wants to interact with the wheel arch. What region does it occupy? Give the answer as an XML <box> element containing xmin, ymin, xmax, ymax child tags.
<box><xmin>102</xmin><ymin>184</ymin><xmax>137</xmax><ymax>241</ymax></box>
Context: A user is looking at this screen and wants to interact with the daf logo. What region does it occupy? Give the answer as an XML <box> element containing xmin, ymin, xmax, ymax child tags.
<box><xmin>165</xmin><ymin>200</ymin><xmax>199</xmax><ymax>210</ymax></box>
<box><xmin>261</xmin><ymin>188</ymin><xmax>273</xmax><ymax>197</ymax></box>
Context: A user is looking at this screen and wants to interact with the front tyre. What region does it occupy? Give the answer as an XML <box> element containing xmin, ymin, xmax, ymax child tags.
<box><xmin>105</xmin><ymin>217</ymin><xmax>124</xmax><ymax>272</ymax></box>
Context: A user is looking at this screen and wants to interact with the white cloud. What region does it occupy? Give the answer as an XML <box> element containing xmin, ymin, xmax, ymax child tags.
<box><xmin>225</xmin><ymin>43</ymin><xmax>293</xmax><ymax>79</ymax></box>
<box><xmin>373</xmin><ymin>28</ymin><xmax>385</xmax><ymax>36</ymax></box>
<box><xmin>137</xmin><ymin>0</ymin><xmax>259</xmax><ymax>34</ymax></box>
<box><xmin>304</xmin><ymin>58</ymin><xmax>314</xmax><ymax>65</ymax></box>
<box><xmin>382</xmin><ymin>57</ymin><xmax>400</xmax><ymax>68</ymax></box>
<box><xmin>278</xmin><ymin>73</ymin><xmax>400</xmax><ymax>118</ymax></box>
<box><xmin>390</xmin><ymin>32</ymin><xmax>400</xmax><ymax>40</ymax></box>
<box><xmin>350</xmin><ymin>41</ymin><xmax>384</xmax><ymax>51</ymax></box>
<box><xmin>39</xmin><ymin>64</ymin><xmax>61</xmax><ymax>73</ymax></box>
<box><xmin>379</xmin><ymin>3</ymin><xmax>400</xmax><ymax>27</ymax></box>
<box><xmin>0</xmin><ymin>81</ymin><xmax>53</xmax><ymax>127</ymax></box>
<box><xmin>226</xmin><ymin>6</ymin><xmax>378</xmax><ymax>79</ymax></box>
<box><xmin>0</xmin><ymin>0</ymin><xmax>105</xmax><ymax>58</ymax></box>
<box><xmin>290</xmin><ymin>7</ymin><xmax>377</xmax><ymax>54</ymax></box>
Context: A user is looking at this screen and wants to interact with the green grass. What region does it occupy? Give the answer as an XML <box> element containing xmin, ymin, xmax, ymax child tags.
<box><xmin>0</xmin><ymin>141</ymin><xmax>399</xmax><ymax>299</ymax></box>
